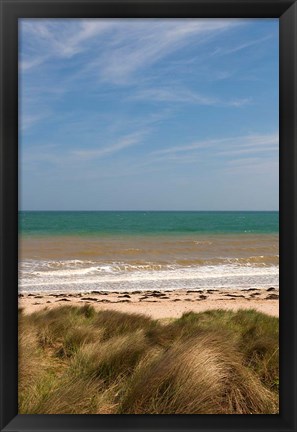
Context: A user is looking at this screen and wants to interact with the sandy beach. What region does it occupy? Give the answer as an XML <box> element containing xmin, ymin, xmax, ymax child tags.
<box><xmin>19</xmin><ymin>287</ymin><xmax>279</xmax><ymax>318</ymax></box>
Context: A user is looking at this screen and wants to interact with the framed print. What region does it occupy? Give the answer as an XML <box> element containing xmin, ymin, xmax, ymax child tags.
<box><xmin>0</xmin><ymin>0</ymin><xmax>296</xmax><ymax>431</ymax></box>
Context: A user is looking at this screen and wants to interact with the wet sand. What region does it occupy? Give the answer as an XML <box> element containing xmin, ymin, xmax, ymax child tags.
<box><xmin>19</xmin><ymin>287</ymin><xmax>279</xmax><ymax>318</ymax></box>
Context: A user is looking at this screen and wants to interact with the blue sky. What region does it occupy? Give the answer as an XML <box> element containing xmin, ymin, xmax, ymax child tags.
<box><xmin>19</xmin><ymin>19</ymin><xmax>278</xmax><ymax>211</ymax></box>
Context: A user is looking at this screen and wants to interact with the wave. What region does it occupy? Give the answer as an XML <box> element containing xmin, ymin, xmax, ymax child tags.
<box><xmin>19</xmin><ymin>258</ymin><xmax>279</xmax><ymax>293</ymax></box>
<box><xmin>20</xmin><ymin>255</ymin><xmax>279</xmax><ymax>273</ymax></box>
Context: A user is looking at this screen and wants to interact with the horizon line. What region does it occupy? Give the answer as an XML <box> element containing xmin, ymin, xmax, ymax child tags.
<box><xmin>19</xmin><ymin>209</ymin><xmax>279</xmax><ymax>212</ymax></box>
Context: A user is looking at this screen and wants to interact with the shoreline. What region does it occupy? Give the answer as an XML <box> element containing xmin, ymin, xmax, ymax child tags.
<box><xmin>19</xmin><ymin>287</ymin><xmax>279</xmax><ymax>318</ymax></box>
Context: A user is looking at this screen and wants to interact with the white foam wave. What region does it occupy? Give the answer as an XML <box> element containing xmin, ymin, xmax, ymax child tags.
<box><xmin>19</xmin><ymin>260</ymin><xmax>279</xmax><ymax>293</ymax></box>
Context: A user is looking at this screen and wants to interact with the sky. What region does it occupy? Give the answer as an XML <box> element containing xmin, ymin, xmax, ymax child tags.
<box><xmin>19</xmin><ymin>19</ymin><xmax>279</xmax><ymax>211</ymax></box>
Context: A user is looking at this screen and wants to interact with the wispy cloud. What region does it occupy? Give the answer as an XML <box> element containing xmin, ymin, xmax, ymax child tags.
<box><xmin>20</xmin><ymin>112</ymin><xmax>50</xmax><ymax>131</ymax></box>
<box><xmin>152</xmin><ymin>133</ymin><xmax>278</xmax><ymax>158</ymax></box>
<box><xmin>132</xmin><ymin>87</ymin><xmax>251</xmax><ymax>107</ymax></box>
<box><xmin>96</xmin><ymin>20</ymin><xmax>243</xmax><ymax>84</ymax></box>
<box><xmin>71</xmin><ymin>130</ymin><xmax>148</xmax><ymax>160</ymax></box>
<box><xmin>19</xmin><ymin>56</ymin><xmax>49</xmax><ymax>72</ymax></box>
<box><xmin>20</xmin><ymin>19</ymin><xmax>115</xmax><ymax>72</ymax></box>
<box><xmin>211</xmin><ymin>35</ymin><xmax>272</xmax><ymax>57</ymax></box>
<box><xmin>223</xmin><ymin>157</ymin><xmax>279</xmax><ymax>177</ymax></box>
<box><xmin>20</xmin><ymin>19</ymin><xmax>243</xmax><ymax>78</ymax></box>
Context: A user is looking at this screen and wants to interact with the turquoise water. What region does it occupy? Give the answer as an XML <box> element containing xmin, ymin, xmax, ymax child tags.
<box><xmin>19</xmin><ymin>211</ymin><xmax>279</xmax><ymax>237</ymax></box>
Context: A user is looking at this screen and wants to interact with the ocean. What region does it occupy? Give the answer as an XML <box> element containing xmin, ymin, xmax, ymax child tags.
<box><xmin>19</xmin><ymin>211</ymin><xmax>279</xmax><ymax>293</ymax></box>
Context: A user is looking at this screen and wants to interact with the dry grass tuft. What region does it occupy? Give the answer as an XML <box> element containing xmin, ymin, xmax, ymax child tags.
<box><xmin>18</xmin><ymin>306</ymin><xmax>279</xmax><ymax>414</ymax></box>
<box><xmin>120</xmin><ymin>333</ymin><xmax>277</xmax><ymax>414</ymax></box>
<box><xmin>69</xmin><ymin>330</ymin><xmax>149</xmax><ymax>383</ymax></box>
<box><xmin>94</xmin><ymin>310</ymin><xmax>156</xmax><ymax>339</ymax></box>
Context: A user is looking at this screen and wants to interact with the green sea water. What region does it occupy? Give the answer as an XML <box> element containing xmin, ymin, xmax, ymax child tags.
<box><xmin>19</xmin><ymin>211</ymin><xmax>279</xmax><ymax>237</ymax></box>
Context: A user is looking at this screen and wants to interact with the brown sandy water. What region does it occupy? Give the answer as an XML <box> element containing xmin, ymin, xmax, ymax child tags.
<box><xmin>19</xmin><ymin>233</ymin><xmax>279</xmax><ymax>293</ymax></box>
<box><xmin>19</xmin><ymin>233</ymin><xmax>278</xmax><ymax>263</ymax></box>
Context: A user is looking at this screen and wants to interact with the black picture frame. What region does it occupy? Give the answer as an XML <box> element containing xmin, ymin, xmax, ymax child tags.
<box><xmin>0</xmin><ymin>1</ymin><xmax>296</xmax><ymax>431</ymax></box>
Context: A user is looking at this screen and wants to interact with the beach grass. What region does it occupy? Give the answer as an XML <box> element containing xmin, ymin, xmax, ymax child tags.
<box><xmin>18</xmin><ymin>305</ymin><xmax>279</xmax><ymax>414</ymax></box>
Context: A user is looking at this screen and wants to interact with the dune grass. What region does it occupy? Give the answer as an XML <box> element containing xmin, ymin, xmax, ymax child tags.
<box><xmin>18</xmin><ymin>305</ymin><xmax>279</xmax><ymax>414</ymax></box>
